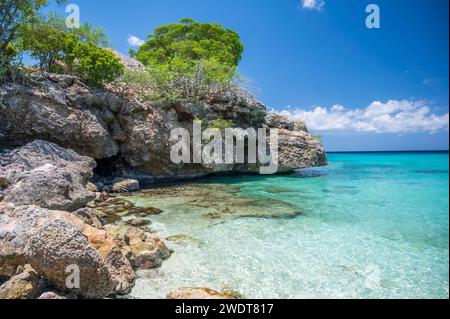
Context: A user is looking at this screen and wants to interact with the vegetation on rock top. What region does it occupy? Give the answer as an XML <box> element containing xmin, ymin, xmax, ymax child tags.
<box><xmin>1</xmin><ymin>1</ymin><xmax>245</xmax><ymax>98</ymax></box>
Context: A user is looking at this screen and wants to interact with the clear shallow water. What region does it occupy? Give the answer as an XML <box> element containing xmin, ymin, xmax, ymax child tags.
<box><xmin>128</xmin><ymin>152</ymin><xmax>449</xmax><ymax>299</ymax></box>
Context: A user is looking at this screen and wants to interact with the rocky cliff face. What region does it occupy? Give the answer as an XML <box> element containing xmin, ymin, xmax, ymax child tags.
<box><xmin>0</xmin><ymin>72</ymin><xmax>326</xmax><ymax>182</ymax></box>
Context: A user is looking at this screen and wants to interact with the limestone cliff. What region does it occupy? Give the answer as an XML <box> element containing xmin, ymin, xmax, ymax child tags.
<box><xmin>0</xmin><ymin>69</ymin><xmax>326</xmax><ymax>182</ymax></box>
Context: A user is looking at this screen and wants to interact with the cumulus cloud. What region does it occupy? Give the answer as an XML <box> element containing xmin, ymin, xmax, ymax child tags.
<box><xmin>302</xmin><ymin>0</ymin><xmax>325</xmax><ymax>10</ymax></box>
<box><xmin>127</xmin><ymin>35</ymin><xmax>145</xmax><ymax>47</ymax></box>
<box><xmin>275</xmin><ymin>100</ymin><xmax>449</xmax><ymax>134</ymax></box>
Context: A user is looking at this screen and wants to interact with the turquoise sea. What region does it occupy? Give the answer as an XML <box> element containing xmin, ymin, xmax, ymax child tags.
<box><xmin>127</xmin><ymin>152</ymin><xmax>449</xmax><ymax>299</ymax></box>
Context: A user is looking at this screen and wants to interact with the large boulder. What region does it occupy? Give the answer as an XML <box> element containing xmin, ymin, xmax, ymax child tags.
<box><xmin>264</xmin><ymin>113</ymin><xmax>327</xmax><ymax>171</ymax></box>
<box><xmin>277</xmin><ymin>129</ymin><xmax>327</xmax><ymax>171</ymax></box>
<box><xmin>0</xmin><ymin>203</ymin><xmax>135</xmax><ymax>298</ymax></box>
<box><xmin>0</xmin><ymin>140</ymin><xmax>96</xmax><ymax>211</ymax></box>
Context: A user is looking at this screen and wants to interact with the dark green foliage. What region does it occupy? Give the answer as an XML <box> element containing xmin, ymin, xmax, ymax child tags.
<box><xmin>0</xmin><ymin>43</ymin><xmax>21</xmax><ymax>82</ymax></box>
<box><xmin>0</xmin><ymin>0</ymin><xmax>67</xmax><ymax>50</ymax></box>
<box><xmin>71</xmin><ymin>42</ymin><xmax>124</xmax><ymax>87</ymax></box>
<box><xmin>134</xmin><ymin>18</ymin><xmax>243</xmax><ymax>69</ymax></box>
<box><xmin>124</xmin><ymin>19</ymin><xmax>245</xmax><ymax>101</ymax></box>
<box><xmin>18</xmin><ymin>16</ymin><xmax>123</xmax><ymax>86</ymax></box>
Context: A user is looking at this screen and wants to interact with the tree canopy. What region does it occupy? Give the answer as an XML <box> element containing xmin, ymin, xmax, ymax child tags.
<box><xmin>0</xmin><ymin>0</ymin><xmax>67</xmax><ymax>50</ymax></box>
<box><xmin>11</xmin><ymin>10</ymin><xmax>122</xmax><ymax>86</ymax></box>
<box><xmin>44</xmin><ymin>12</ymin><xmax>109</xmax><ymax>47</ymax></box>
<box><xmin>133</xmin><ymin>18</ymin><xmax>244</xmax><ymax>69</ymax></box>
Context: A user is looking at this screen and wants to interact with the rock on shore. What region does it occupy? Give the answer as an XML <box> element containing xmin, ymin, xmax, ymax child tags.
<box><xmin>0</xmin><ymin>265</ymin><xmax>40</xmax><ymax>299</ymax></box>
<box><xmin>0</xmin><ymin>140</ymin><xmax>96</xmax><ymax>211</ymax></box>
<box><xmin>0</xmin><ymin>203</ymin><xmax>135</xmax><ymax>298</ymax></box>
<box><xmin>0</xmin><ymin>141</ymin><xmax>140</xmax><ymax>298</ymax></box>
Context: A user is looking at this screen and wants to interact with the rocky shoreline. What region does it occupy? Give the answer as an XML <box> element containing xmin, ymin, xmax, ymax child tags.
<box><xmin>1</xmin><ymin>57</ymin><xmax>327</xmax><ymax>299</ymax></box>
<box><xmin>0</xmin><ymin>140</ymin><xmax>234</xmax><ymax>299</ymax></box>
<box><xmin>0</xmin><ymin>139</ymin><xmax>307</xmax><ymax>299</ymax></box>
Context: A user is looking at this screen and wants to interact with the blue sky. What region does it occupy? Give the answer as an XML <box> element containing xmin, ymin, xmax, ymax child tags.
<box><xmin>44</xmin><ymin>0</ymin><xmax>449</xmax><ymax>151</ymax></box>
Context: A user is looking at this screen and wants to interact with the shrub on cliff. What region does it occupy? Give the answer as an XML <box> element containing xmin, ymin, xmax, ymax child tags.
<box><xmin>71</xmin><ymin>42</ymin><xmax>124</xmax><ymax>87</ymax></box>
<box><xmin>19</xmin><ymin>22</ymin><xmax>78</xmax><ymax>73</ymax></box>
<box><xmin>0</xmin><ymin>44</ymin><xmax>22</xmax><ymax>84</ymax></box>
<box><xmin>125</xmin><ymin>19</ymin><xmax>243</xmax><ymax>101</ymax></box>
<box><xmin>19</xmin><ymin>19</ymin><xmax>123</xmax><ymax>87</ymax></box>
<box><xmin>120</xmin><ymin>58</ymin><xmax>234</xmax><ymax>102</ymax></box>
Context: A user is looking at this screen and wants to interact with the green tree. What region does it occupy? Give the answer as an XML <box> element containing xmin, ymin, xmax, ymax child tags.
<box><xmin>125</xmin><ymin>19</ymin><xmax>244</xmax><ymax>101</ymax></box>
<box><xmin>19</xmin><ymin>20</ymin><xmax>123</xmax><ymax>86</ymax></box>
<box><xmin>19</xmin><ymin>21</ymin><xmax>77</xmax><ymax>72</ymax></box>
<box><xmin>0</xmin><ymin>0</ymin><xmax>66</xmax><ymax>50</ymax></box>
<box><xmin>44</xmin><ymin>12</ymin><xmax>110</xmax><ymax>46</ymax></box>
<box><xmin>133</xmin><ymin>18</ymin><xmax>243</xmax><ymax>70</ymax></box>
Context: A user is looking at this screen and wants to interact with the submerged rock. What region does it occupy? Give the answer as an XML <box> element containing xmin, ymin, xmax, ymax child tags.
<box><xmin>132</xmin><ymin>183</ymin><xmax>304</xmax><ymax>222</ymax></box>
<box><xmin>131</xmin><ymin>206</ymin><xmax>163</xmax><ymax>217</ymax></box>
<box><xmin>112</xmin><ymin>179</ymin><xmax>140</xmax><ymax>193</ymax></box>
<box><xmin>166</xmin><ymin>235</ymin><xmax>204</xmax><ymax>246</ymax></box>
<box><xmin>264</xmin><ymin>186</ymin><xmax>296</xmax><ymax>194</ymax></box>
<box><xmin>166</xmin><ymin>287</ymin><xmax>240</xmax><ymax>300</ymax></box>
<box><xmin>0</xmin><ymin>203</ymin><xmax>135</xmax><ymax>298</ymax></box>
<box><xmin>104</xmin><ymin>225</ymin><xmax>170</xmax><ymax>270</ymax></box>
<box><xmin>125</xmin><ymin>218</ymin><xmax>151</xmax><ymax>227</ymax></box>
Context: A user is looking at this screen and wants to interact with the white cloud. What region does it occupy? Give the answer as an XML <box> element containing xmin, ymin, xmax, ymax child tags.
<box><xmin>302</xmin><ymin>0</ymin><xmax>325</xmax><ymax>11</ymax></box>
<box><xmin>127</xmin><ymin>35</ymin><xmax>145</xmax><ymax>47</ymax></box>
<box><xmin>275</xmin><ymin>100</ymin><xmax>449</xmax><ymax>134</ymax></box>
